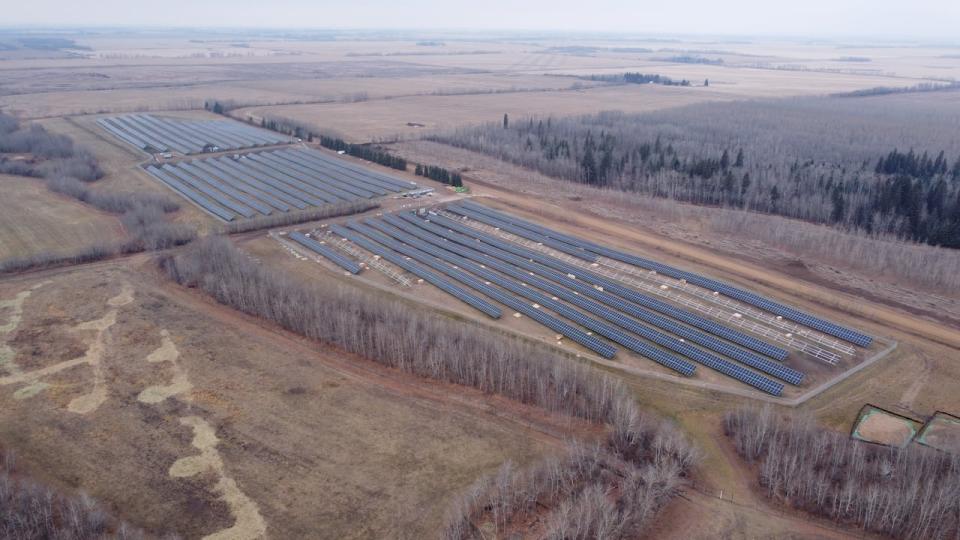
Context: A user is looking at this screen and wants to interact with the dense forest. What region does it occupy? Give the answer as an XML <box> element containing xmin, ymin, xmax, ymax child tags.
<box><xmin>433</xmin><ymin>96</ymin><xmax>960</xmax><ymax>247</ymax></box>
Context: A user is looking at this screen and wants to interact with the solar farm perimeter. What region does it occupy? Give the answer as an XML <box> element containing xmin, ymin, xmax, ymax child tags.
<box><xmin>281</xmin><ymin>200</ymin><xmax>892</xmax><ymax>400</ymax></box>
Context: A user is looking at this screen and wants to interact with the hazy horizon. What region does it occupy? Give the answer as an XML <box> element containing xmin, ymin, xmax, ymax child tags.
<box><xmin>4</xmin><ymin>0</ymin><xmax>959</xmax><ymax>42</ymax></box>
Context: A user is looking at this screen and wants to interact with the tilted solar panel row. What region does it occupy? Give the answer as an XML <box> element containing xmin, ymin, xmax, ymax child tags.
<box><xmin>237</xmin><ymin>157</ymin><xmax>342</xmax><ymax>204</ymax></box>
<box><xmin>247</xmin><ymin>153</ymin><xmax>357</xmax><ymax>201</ymax></box>
<box><xmin>328</xmin><ymin>224</ymin><xmax>502</xmax><ymax>319</ymax></box>
<box><xmin>385</xmin><ymin>214</ymin><xmax>803</xmax><ymax>386</ymax></box>
<box><xmin>459</xmin><ymin>201</ymin><xmax>874</xmax><ymax>347</ymax></box>
<box><xmin>394</xmin><ymin>213</ymin><xmax>786</xmax><ymax>368</ymax></box>
<box><xmin>220</xmin><ymin>121</ymin><xmax>284</xmax><ymax>145</ymax></box>
<box><xmin>160</xmin><ymin>164</ymin><xmax>257</xmax><ymax>218</ymax></box>
<box><xmin>97</xmin><ymin>119</ymin><xmax>151</xmax><ymax>151</ymax></box>
<box><xmin>343</xmin><ymin>221</ymin><xmax>616</xmax><ymax>359</ymax></box>
<box><xmin>447</xmin><ymin>205</ymin><xmax>597</xmax><ymax>262</ymax></box>
<box><xmin>135</xmin><ymin>114</ymin><xmax>208</xmax><ymax>150</ymax></box>
<box><xmin>292</xmin><ymin>148</ymin><xmax>416</xmax><ymax>192</ymax></box>
<box><xmin>112</xmin><ymin>115</ymin><xmax>185</xmax><ymax>153</ymax></box>
<box><xmin>126</xmin><ymin>115</ymin><xmax>198</xmax><ymax>154</ymax></box>
<box><xmin>260</xmin><ymin>150</ymin><xmax>387</xmax><ymax>199</ymax></box>
<box><xmin>206</xmin><ymin>122</ymin><xmax>259</xmax><ymax>147</ymax></box>
<box><xmin>367</xmin><ymin>218</ymin><xmax>695</xmax><ymax>375</ymax></box>
<box><xmin>131</xmin><ymin>115</ymin><xmax>202</xmax><ymax>154</ymax></box>
<box><xmin>252</xmin><ymin>152</ymin><xmax>371</xmax><ymax>201</ymax></box>
<box><xmin>109</xmin><ymin>116</ymin><xmax>171</xmax><ymax>152</ymax></box>
<box><xmin>267</xmin><ymin>151</ymin><xmax>388</xmax><ymax>197</ymax></box>
<box><xmin>183</xmin><ymin>119</ymin><xmax>247</xmax><ymax>149</ymax></box>
<box><xmin>423</xmin><ymin>212</ymin><xmax>789</xmax><ymax>361</ymax></box>
<box><xmin>257</xmin><ymin>152</ymin><xmax>386</xmax><ymax>200</ymax></box>
<box><xmin>279</xmin><ymin>149</ymin><xmax>409</xmax><ymax>194</ymax></box>
<box><xmin>176</xmin><ymin>162</ymin><xmax>274</xmax><ymax>216</ymax></box>
<box><xmin>287</xmin><ymin>232</ymin><xmax>362</xmax><ymax>274</ymax></box>
<box><xmin>144</xmin><ymin>166</ymin><xmax>235</xmax><ymax>221</ymax></box>
<box><xmin>189</xmin><ymin>160</ymin><xmax>292</xmax><ymax>212</ymax></box>
<box><xmin>213</xmin><ymin>157</ymin><xmax>325</xmax><ymax>208</ymax></box>
<box><xmin>294</xmin><ymin>147</ymin><xmax>415</xmax><ymax>190</ymax></box>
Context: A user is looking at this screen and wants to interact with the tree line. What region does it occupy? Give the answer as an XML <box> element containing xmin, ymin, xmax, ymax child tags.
<box><xmin>583</xmin><ymin>72</ymin><xmax>692</xmax><ymax>86</ymax></box>
<box><xmin>725</xmin><ymin>407</ymin><xmax>960</xmax><ymax>540</ymax></box>
<box><xmin>415</xmin><ymin>163</ymin><xmax>463</xmax><ymax>187</ymax></box>
<box><xmin>161</xmin><ymin>237</ymin><xmax>696</xmax><ymax>538</ymax></box>
<box><xmin>432</xmin><ymin>96</ymin><xmax>960</xmax><ymax>248</ymax></box>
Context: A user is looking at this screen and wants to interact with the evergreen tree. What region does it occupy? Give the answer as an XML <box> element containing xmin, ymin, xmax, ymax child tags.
<box><xmin>503</xmin><ymin>113</ymin><xmax>509</xmax><ymax>129</ymax></box>
<box><xmin>735</xmin><ymin>148</ymin><xmax>744</xmax><ymax>167</ymax></box>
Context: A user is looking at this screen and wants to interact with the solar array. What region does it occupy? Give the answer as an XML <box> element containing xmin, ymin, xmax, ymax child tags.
<box><xmin>287</xmin><ymin>231</ymin><xmax>362</xmax><ymax>274</ymax></box>
<box><xmin>315</xmin><ymin>213</ymin><xmax>819</xmax><ymax>396</ymax></box>
<box><xmin>142</xmin><ymin>148</ymin><xmax>417</xmax><ymax>221</ymax></box>
<box><xmin>451</xmin><ymin>201</ymin><xmax>874</xmax><ymax>347</ymax></box>
<box><xmin>382</xmin><ymin>214</ymin><xmax>801</xmax><ymax>385</ymax></box>
<box><xmin>97</xmin><ymin>114</ymin><xmax>292</xmax><ymax>154</ymax></box>
<box><xmin>328</xmin><ymin>224</ymin><xmax>502</xmax><ymax>319</ymax></box>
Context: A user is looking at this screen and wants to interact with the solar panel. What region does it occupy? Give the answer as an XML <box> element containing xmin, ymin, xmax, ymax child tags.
<box><xmin>189</xmin><ymin>160</ymin><xmax>292</xmax><ymax>212</ymax></box>
<box><xmin>460</xmin><ymin>201</ymin><xmax>873</xmax><ymax>347</ymax></box>
<box><xmin>213</xmin><ymin>157</ymin><xmax>323</xmax><ymax>208</ymax></box>
<box><xmin>292</xmin><ymin>148</ymin><xmax>417</xmax><ymax>191</ymax></box>
<box><xmin>237</xmin><ymin>157</ymin><xmax>344</xmax><ymax>204</ymax></box>
<box><xmin>384</xmin><ymin>214</ymin><xmax>804</xmax><ymax>386</ymax></box>
<box><xmin>254</xmin><ymin>152</ymin><xmax>375</xmax><ymax>200</ymax></box>
<box><xmin>265</xmin><ymin>151</ymin><xmax>387</xmax><ymax>197</ymax></box>
<box><xmin>342</xmin><ymin>221</ymin><xmax>616</xmax><ymax>359</ymax></box>
<box><xmin>328</xmin><ymin>224</ymin><xmax>502</xmax><ymax>319</ymax></box>
<box><xmin>447</xmin><ymin>205</ymin><xmax>597</xmax><ymax>262</ymax></box>
<box><xmin>128</xmin><ymin>114</ymin><xmax>203</xmax><ymax>154</ymax></box>
<box><xmin>287</xmin><ymin>231</ymin><xmax>361</xmax><ymax>274</ymax></box>
<box><xmin>422</xmin><ymin>212</ymin><xmax>789</xmax><ymax>361</ymax></box>
<box><xmin>160</xmin><ymin>164</ymin><xmax>257</xmax><ymax>218</ymax></box>
<box><xmin>143</xmin><ymin>166</ymin><xmax>235</xmax><ymax>221</ymax></box>
<box><xmin>178</xmin><ymin>162</ymin><xmax>274</xmax><ymax>216</ymax></box>
<box><xmin>249</xmin><ymin>152</ymin><xmax>361</xmax><ymax>201</ymax></box>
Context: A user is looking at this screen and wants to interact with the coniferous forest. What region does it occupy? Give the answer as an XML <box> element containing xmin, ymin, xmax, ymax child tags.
<box><xmin>434</xmin><ymin>95</ymin><xmax>960</xmax><ymax>247</ymax></box>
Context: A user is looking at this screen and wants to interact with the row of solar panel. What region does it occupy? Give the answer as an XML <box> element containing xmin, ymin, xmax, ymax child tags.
<box><xmin>99</xmin><ymin>114</ymin><xmax>290</xmax><ymax>154</ymax></box>
<box><xmin>397</xmin><ymin>213</ymin><xmax>794</xmax><ymax>394</ymax></box>
<box><xmin>333</xmin><ymin>212</ymin><xmax>787</xmax><ymax>395</ymax></box>
<box><xmin>368</xmin><ymin>217</ymin><xmax>697</xmax><ymax>376</ymax></box>
<box><xmin>344</xmin><ymin>220</ymin><xmax>618</xmax><ymax>361</ymax></box>
<box><xmin>431</xmin><ymin>211</ymin><xmax>789</xmax><ymax>362</ymax></box>
<box><xmin>287</xmin><ymin>232</ymin><xmax>362</xmax><ymax>274</ymax></box>
<box><xmin>328</xmin><ymin>224</ymin><xmax>503</xmax><ymax>319</ymax></box>
<box><xmin>456</xmin><ymin>200</ymin><xmax>873</xmax><ymax>347</ymax></box>
<box><xmin>384</xmin><ymin>213</ymin><xmax>803</xmax><ymax>386</ymax></box>
<box><xmin>142</xmin><ymin>148</ymin><xmax>415</xmax><ymax>221</ymax></box>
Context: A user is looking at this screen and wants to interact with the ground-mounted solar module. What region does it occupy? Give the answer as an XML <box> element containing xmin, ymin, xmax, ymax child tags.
<box><xmin>98</xmin><ymin>113</ymin><xmax>293</xmax><ymax>154</ymax></box>
<box><xmin>139</xmin><ymin>147</ymin><xmax>418</xmax><ymax>221</ymax></box>
<box><xmin>452</xmin><ymin>201</ymin><xmax>873</xmax><ymax>347</ymax></box>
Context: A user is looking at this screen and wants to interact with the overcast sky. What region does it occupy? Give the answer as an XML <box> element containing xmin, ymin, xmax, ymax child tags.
<box><xmin>5</xmin><ymin>0</ymin><xmax>959</xmax><ymax>41</ymax></box>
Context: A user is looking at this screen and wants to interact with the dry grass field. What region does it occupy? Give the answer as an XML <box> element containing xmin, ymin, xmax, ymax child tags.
<box><xmin>0</xmin><ymin>258</ymin><xmax>567</xmax><ymax>538</ymax></box>
<box><xmin>0</xmin><ymin>174</ymin><xmax>126</xmax><ymax>259</ymax></box>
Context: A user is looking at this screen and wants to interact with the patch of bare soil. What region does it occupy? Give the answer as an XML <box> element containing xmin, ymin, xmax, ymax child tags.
<box><xmin>853</xmin><ymin>410</ymin><xmax>917</xmax><ymax>447</ymax></box>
